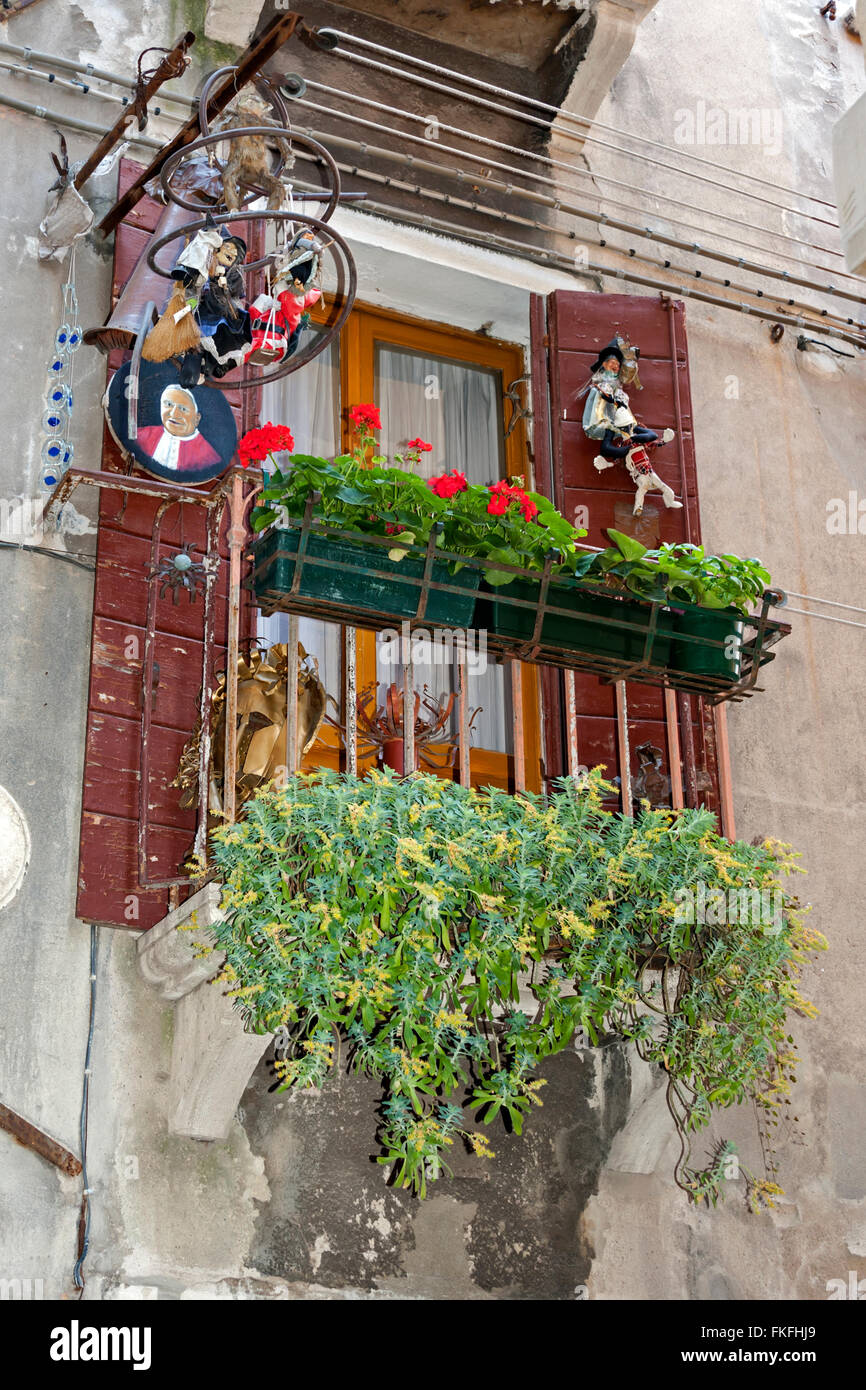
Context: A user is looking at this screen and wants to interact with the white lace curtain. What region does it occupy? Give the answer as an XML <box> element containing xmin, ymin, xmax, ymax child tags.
<box><xmin>375</xmin><ymin>345</ymin><xmax>511</xmax><ymax>753</ymax></box>
<box><xmin>257</xmin><ymin>337</ymin><xmax>512</xmax><ymax>755</ymax></box>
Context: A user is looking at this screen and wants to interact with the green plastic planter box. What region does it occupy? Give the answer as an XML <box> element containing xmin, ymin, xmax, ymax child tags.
<box><xmin>250</xmin><ymin>526</ymin><xmax>479</xmax><ymax>627</ymax></box>
<box><xmin>670</xmin><ymin>606</ymin><xmax>745</xmax><ymax>681</ymax></box>
<box><xmin>482</xmin><ymin>577</ymin><xmax>676</xmax><ymax>665</ymax></box>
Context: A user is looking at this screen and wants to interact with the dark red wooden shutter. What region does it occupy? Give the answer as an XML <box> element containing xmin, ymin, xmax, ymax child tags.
<box><xmin>532</xmin><ymin>289</ymin><xmax>721</xmax><ymax>815</ymax></box>
<box><xmin>76</xmin><ymin>161</ymin><xmax>256</xmax><ymax>930</ymax></box>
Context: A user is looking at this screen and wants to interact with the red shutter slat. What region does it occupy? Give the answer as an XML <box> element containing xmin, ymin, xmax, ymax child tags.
<box><xmin>76</xmin><ymin>160</ymin><xmax>257</xmax><ymax>929</ymax></box>
<box><xmin>532</xmin><ymin>288</ymin><xmax>720</xmax><ymax>816</ymax></box>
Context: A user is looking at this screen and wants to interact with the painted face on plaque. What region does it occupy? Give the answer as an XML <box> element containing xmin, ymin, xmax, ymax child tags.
<box><xmin>105</xmin><ymin>358</ymin><xmax>238</xmax><ymax>485</ymax></box>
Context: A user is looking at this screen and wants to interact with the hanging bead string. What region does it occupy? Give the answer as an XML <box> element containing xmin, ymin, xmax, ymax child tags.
<box><xmin>42</xmin><ymin>245</ymin><xmax>80</xmax><ymax>489</ymax></box>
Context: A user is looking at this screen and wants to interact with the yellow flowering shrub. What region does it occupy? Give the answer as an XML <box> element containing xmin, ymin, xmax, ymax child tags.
<box><xmin>210</xmin><ymin>768</ymin><xmax>824</xmax><ymax>1202</ymax></box>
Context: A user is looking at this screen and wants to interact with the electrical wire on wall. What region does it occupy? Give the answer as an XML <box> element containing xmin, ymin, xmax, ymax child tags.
<box><xmin>2</xmin><ymin>35</ymin><xmax>864</xmax><ymax>351</ymax></box>
<box><xmin>288</xmin><ymin>73</ymin><xmax>857</xmax><ymax>281</ymax></box>
<box><xmin>316</xmin><ymin>27</ymin><xmax>839</xmax><ymax>215</ymax></box>
<box><xmin>72</xmin><ymin>924</ymin><xmax>97</xmax><ymax>1295</ymax></box>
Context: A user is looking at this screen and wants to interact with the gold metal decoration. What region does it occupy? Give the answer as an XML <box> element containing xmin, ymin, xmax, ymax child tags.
<box><xmin>173</xmin><ymin>642</ymin><xmax>328</xmax><ymax>815</ymax></box>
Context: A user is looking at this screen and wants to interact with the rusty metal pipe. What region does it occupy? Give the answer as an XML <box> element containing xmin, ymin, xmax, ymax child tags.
<box><xmin>73</xmin><ymin>32</ymin><xmax>195</xmax><ymax>191</ymax></box>
<box><xmin>0</xmin><ymin>1102</ymin><xmax>82</xmax><ymax>1177</ymax></box>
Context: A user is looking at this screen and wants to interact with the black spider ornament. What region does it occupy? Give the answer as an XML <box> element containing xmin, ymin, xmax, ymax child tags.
<box><xmin>148</xmin><ymin>542</ymin><xmax>208</xmax><ymax>604</ymax></box>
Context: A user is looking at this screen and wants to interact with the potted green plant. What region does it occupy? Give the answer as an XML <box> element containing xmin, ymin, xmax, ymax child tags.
<box><xmin>241</xmin><ymin>408</ymin><xmax>589</xmax><ymax>631</ymax></box>
<box><xmin>242</xmin><ymin>415</ymin><xmax>478</xmax><ymax>627</ymax></box>
<box><xmin>591</xmin><ymin>533</ymin><xmax>771</xmax><ymax>680</ymax></box>
<box><xmin>240</xmin><ymin>412</ymin><xmax>775</xmax><ymax>685</ymax></box>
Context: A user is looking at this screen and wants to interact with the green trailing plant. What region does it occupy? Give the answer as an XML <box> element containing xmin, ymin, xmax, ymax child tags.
<box><xmin>204</xmin><ymin>768</ymin><xmax>824</xmax><ymax>1201</ymax></box>
<box><xmin>241</xmin><ymin>412</ymin><xmax>773</xmax><ymax>610</ymax></box>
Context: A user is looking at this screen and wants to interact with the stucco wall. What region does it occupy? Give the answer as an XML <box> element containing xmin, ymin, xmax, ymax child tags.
<box><xmin>581</xmin><ymin>0</ymin><xmax>866</xmax><ymax>1298</ymax></box>
<box><xmin>0</xmin><ymin>0</ymin><xmax>863</xmax><ymax>1302</ymax></box>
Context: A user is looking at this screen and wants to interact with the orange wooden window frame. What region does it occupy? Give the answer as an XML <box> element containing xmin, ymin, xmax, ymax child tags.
<box><xmin>299</xmin><ymin>301</ymin><xmax>541</xmax><ymax>792</ymax></box>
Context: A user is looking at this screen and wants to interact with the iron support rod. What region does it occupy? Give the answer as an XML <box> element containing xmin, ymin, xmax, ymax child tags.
<box><xmin>678</xmin><ymin>691</ymin><xmax>700</xmax><ymax>808</ymax></box>
<box><xmin>402</xmin><ymin>651</ymin><xmax>415</xmax><ymax>775</ymax></box>
<box><xmin>193</xmin><ymin>501</ymin><xmax>223</xmax><ymax>862</ymax></box>
<box><xmin>345</xmin><ymin>626</ymin><xmax>358</xmax><ymax>776</ymax></box>
<box><xmin>564</xmin><ymin>670</ymin><xmax>580</xmax><ymax>780</ymax></box>
<box><xmin>511</xmin><ymin>661</ymin><xmax>526</xmax><ymax>793</ymax></box>
<box><xmin>664</xmin><ymin>688</ymin><xmax>685</xmax><ymax>811</ymax></box>
<box><xmin>223</xmin><ymin>474</ymin><xmax>246</xmax><ymax>824</ymax></box>
<box><xmin>285</xmin><ymin>615</ymin><xmax>300</xmax><ymax>779</ymax></box>
<box><xmin>615</xmin><ymin>681</ymin><xmax>632</xmax><ymax>817</ymax></box>
<box><xmin>458</xmin><ymin>644</ymin><xmax>471</xmax><ymax>788</ymax></box>
<box><xmin>138</xmin><ymin>499</ymin><xmax>174</xmax><ymax>887</ymax></box>
<box><xmin>0</xmin><ymin>1102</ymin><xmax>82</xmax><ymax>1177</ymax></box>
<box><xmin>73</xmin><ymin>32</ymin><xmax>194</xmax><ymax>191</ymax></box>
<box><xmin>714</xmin><ymin>703</ymin><xmax>737</xmax><ymax>842</ymax></box>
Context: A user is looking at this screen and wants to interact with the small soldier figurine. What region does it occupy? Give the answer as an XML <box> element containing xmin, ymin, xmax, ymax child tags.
<box><xmin>581</xmin><ymin>335</ymin><xmax>683</xmax><ymax>517</ymax></box>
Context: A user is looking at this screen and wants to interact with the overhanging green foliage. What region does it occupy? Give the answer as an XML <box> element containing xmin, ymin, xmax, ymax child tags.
<box><xmin>205</xmin><ymin>769</ymin><xmax>824</xmax><ymax>1201</ymax></box>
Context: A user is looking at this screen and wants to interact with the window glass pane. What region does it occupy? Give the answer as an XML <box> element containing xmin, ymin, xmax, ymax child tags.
<box><xmin>374</xmin><ymin>344</ymin><xmax>511</xmax><ymax>755</ymax></box>
<box><xmin>256</xmin><ymin>335</ymin><xmax>342</xmax><ymax>707</ymax></box>
<box><xmin>375</xmin><ymin>345</ymin><xmax>503</xmax><ymax>485</ymax></box>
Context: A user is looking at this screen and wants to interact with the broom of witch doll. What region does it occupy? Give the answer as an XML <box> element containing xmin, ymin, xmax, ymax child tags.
<box><xmin>142</xmin><ymin>216</ymin><xmax>250</xmax><ymax>380</ymax></box>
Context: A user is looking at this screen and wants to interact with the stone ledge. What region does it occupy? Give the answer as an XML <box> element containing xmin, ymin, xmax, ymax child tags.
<box><xmin>137</xmin><ymin>881</ymin><xmax>272</xmax><ymax>1142</ymax></box>
<box><xmin>136</xmin><ymin>880</ymin><xmax>224</xmax><ymax>1002</ymax></box>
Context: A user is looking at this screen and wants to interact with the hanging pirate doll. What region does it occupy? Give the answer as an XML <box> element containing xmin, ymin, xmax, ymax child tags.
<box><xmin>244</xmin><ymin>228</ymin><xmax>324</xmax><ymax>367</ymax></box>
<box><xmin>580</xmin><ymin>334</ymin><xmax>683</xmax><ymax>517</ymax></box>
<box><xmin>143</xmin><ymin>218</ymin><xmax>252</xmax><ymax>387</ymax></box>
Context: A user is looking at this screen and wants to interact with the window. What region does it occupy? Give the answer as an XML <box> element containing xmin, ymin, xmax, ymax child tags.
<box><xmin>258</xmin><ymin>303</ymin><xmax>541</xmax><ymax>791</ymax></box>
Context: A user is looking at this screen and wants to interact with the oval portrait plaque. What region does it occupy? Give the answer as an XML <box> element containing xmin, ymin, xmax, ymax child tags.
<box><xmin>105</xmin><ymin>359</ymin><xmax>238</xmax><ymax>486</ymax></box>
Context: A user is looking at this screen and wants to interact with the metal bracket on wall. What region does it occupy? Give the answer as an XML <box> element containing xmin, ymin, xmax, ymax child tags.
<box><xmin>0</xmin><ymin>1100</ymin><xmax>82</xmax><ymax>1176</ymax></box>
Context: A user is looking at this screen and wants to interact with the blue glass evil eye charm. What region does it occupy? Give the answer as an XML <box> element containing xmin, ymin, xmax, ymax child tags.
<box><xmin>54</xmin><ymin>322</ymin><xmax>82</xmax><ymax>354</ymax></box>
<box><xmin>48</xmin><ymin>383</ymin><xmax>73</xmax><ymax>412</ymax></box>
<box><xmin>42</xmin><ymin>407</ymin><xmax>65</xmax><ymax>434</ymax></box>
<box><xmin>48</xmin><ymin>354</ymin><xmax>66</xmax><ymax>375</ymax></box>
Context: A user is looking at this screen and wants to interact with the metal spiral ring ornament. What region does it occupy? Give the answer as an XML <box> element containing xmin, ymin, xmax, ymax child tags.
<box><xmin>150</xmin><ymin>64</ymin><xmax>356</xmax><ymax>387</ymax></box>
<box><xmin>145</xmin><ymin>210</ymin><xmax>357</xmax><ymax>390</ymax></box>
<box><xmin>159</xmin><ymin>128</ymin><xmax>342</xmax><ymax>236</ymax></box>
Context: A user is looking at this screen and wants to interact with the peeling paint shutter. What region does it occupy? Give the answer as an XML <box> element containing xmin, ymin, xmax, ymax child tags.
<box><xmin>531</xmin><ymin>289</ymin><xmax>721</xmax><ymax>815</ymax></box>
<box><xmin>76</xmin><ymin>161</ymin><xmax>255</xmax><ymax>929</ymax></box>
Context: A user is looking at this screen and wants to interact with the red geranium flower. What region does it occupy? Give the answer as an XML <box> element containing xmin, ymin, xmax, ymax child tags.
<box><xmin>486</xmin><ymin>477</ymin><xmax>539</xmax><ymax>520</ymax></box>
<box><xmin>428</xmin><ymin>469</ymin><xmax>468</xmax><ymax>499</ymax></box>
<box><xmin>406</xmin><ymin>437</ymin><xmax>433</xmax><ymax>453</ymax></box>
<box><xmin>238</xmin><ymin>422</ymin><xmax>295</xmax><ymax>467</ymax></box>
<box><xmin>349</xmin><ymin>403</ymin><xmax>382</xmax><ymax>431</ymax></box>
